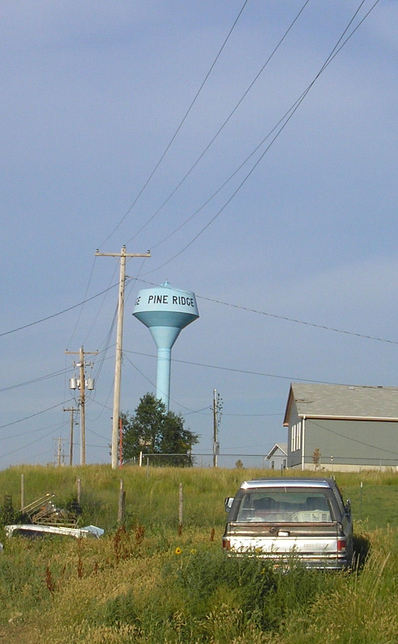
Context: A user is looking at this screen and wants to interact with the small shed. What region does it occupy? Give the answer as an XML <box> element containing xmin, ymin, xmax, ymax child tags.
<box><xmin>265</xmin><ymin>443</ymin><xmax>287</xmax><ymax>471</ymax></box>
<box><xmin>283</xmin><ymin>383</ymin><xmax>398</xmax><ymax>472</ymax></box>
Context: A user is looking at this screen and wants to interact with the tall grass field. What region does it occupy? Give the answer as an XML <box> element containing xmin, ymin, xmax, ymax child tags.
<box><xmin>0</xmin><ymin>465</ymin><xmax>397</xmax><ymax>643</ymax></box>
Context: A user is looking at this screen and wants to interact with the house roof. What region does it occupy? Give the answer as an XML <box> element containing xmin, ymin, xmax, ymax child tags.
<box><xmin>265</xmin><ymin>443</ymin><xmax>287</xmax><ymax>459</ymax></box>
<box><xmin>283</xmin><ymin>383</ymin><xmax>398</xmax><ymax>425</ymax></box>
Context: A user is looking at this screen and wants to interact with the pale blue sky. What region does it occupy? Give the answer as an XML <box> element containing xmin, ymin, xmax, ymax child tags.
<box><xmin>1</xmin><ymin>1</ymin><xmax>397</xmax><ymax>467</ymax></box>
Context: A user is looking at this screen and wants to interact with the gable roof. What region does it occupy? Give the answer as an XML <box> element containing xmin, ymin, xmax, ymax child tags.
<box><xmin>283</xmin><ymin>383</ymin><xmax>398</xmax><ymax>425</ymax></box>
<box><xmin>266</xmin><ymin>443</ymin><xmax>287</xmax><ymax>459</ymax></box>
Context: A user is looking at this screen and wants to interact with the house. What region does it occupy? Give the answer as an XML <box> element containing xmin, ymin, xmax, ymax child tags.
<box><xmin>265</xmin><ymin>443</ymin><xmax>287</xmax><ymax>470</ymax></box>
<box><xmin>283</xmin><ymin>383</ymin><xmax>398</xmax><ymax>472</ymax></box>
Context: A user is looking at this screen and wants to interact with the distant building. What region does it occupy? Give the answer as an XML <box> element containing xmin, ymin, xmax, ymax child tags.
<box><xmin>283</xmin><ymin>383</ymin><xmax>398</xmax><ymax>472</ymax></box>
<box><xmin>265</xmin><ymin>443</ymin><xmax>287</xmax><ymax>471</ymax></box>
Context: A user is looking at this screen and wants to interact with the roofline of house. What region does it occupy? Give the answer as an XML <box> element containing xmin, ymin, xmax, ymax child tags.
<box><xmin>283</xmin><ymin>384</ymin><xmax>294</xmax><ymax>426</ymax></box>
<box><xmin>283</xmin><ymin>413</ymin><xmax>398</xmax><ymax>426</ymax></box>
<box><xmin>266</xmin><ymin>442</ymin><xmax>288</xmax><ymax>458</ymax></box>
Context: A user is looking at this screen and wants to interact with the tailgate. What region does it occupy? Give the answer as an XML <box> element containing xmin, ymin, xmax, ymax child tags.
<box><xmin>224</xmin><ymin>521</ymin><xmax>342</xmax><ymax>558</ymax></box>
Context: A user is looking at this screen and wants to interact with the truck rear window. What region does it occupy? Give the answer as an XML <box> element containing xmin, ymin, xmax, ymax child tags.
<box><xmin>234</xmin><ymin>488</ymin><xmax>335</xmax><ymax>523</ymax></box>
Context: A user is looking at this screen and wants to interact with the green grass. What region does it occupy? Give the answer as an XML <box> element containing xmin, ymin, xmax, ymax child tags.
<box><xmin>0</xmin><ymin>465</ymin><xmax>398</xmax><ymax>642</ymax></box>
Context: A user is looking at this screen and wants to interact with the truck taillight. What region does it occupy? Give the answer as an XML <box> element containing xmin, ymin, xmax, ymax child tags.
<box><xmin>337</xmin><ymin>538</ymin><xmax>346</xmax><ymax>552</ymax></box>
<box><xmin>222</xmin><ymin>538</ymin><xmax>231</xmax><ymax>551</ymax></box>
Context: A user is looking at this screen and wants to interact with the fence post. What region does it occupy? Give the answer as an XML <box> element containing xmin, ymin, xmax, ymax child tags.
<box><xmin>20</xmin><ymin>473</ymin><xmax>25</xmax><ymax>511</ymax></box>
<box><xmin>118</xmin><ymin>479</ymin><xmax>126</xmax><ymax>524</ymax></box>
<box><xmin>76</xmin><ymin>478</ymin><xmax>81</xmax><ymax>505</ymax></box>
<box><xmin>178</xmin><ymin>482</ymin><xmax>183</xmax><ymax>535</ymax></box>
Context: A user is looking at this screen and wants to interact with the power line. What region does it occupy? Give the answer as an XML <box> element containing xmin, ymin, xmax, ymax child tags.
<box><xmin>99</xmin><ymin>0</ymin><xmax>249</xmax><ymax>246</ymax></box>
<box><xmin>0</xmin><ymin>426</ymin><xmax>63</xmax><ymax>460</ymax></box>
<box><xmin>1</xmin><ymin>421</ymin><xmax>66</xmax><ymax>441</ymax></box>
<box><xmin>67</xmin><ymin>256</ymin><xmax>98</xmax><ymax>349</ymax></box>
<box><xmin>0</xmin><ymin>5</ymin><xmax>381</xmax><ymax>353</ymax></box>
<box><xmin>127</xmin><ymin>0</ymin><xmax>311</xmax><ymax>245</ymax></box>
<box><xmin>62</xmin><ymin>2</ymin><xmax>248</xmax><ymax>354</ymax></box>
<box><xmin>0</xmin><ymin>399</ymin><xmax>74</xmax><ymax>432</ymax></box>
<box><xmin>0</xmin><ymin>367</ymin><xmax>74</xmax><ymax>393</ymax></box>
<box><xmin>144</xmin><ymin>0</ymin><xmax>379</xmax><ymax>273</ymax></box>
<box><xmin>0</xmin><ymin>281</ymin><xmax>119</xmax><ymax>338</ymax></box>
<box><xmin>197</xmin><ymin>294</ymin><xmax>398</xmax><ymax>346</ymax></box>
<box><xmin>223</xmin><ymin>412</ymin><xmax>281</xmax><ymax>417</ymax></box>
<box><xmin>124</xmin><ymin>354</ymin><xmax>210</xmax><ymax>414</ymax></box>
<box><xmin>137</xmin><ymin>278</ymin><xmax>398</xmax><ymax>346</ymax></box>
<box><xmin>2</xmin><ymin>260</ymin><xmax>394</xmax><ymax>353</ymax></box>
<box><xmin>125</xmin><ymin>349</ymin><xmax>361</xmax><ymax>387</ymax></box>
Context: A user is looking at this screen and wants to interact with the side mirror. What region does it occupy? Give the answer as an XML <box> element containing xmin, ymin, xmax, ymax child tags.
<box><xmin>345</xmin><ymin>499</ymin><xmax>351</xmax><ymax>514</ymax></box>
<box><xmin>224</xmin><ymin>497</ymin><xmax>234</xmax><ymax>512</ymax></box>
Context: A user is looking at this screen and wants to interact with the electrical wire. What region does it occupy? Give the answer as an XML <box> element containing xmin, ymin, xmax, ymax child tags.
<box><xmin>0</xmin><ymin>367</ymin><xmax>74</xmax><ymax>394</ymax></box>
<box><xmin>0</xmin><ymin>281</ymin><xmax>120</xmax><ymax>338</ymax></box>
<box><xmin>196</xmin><ymin>294</ymin><xmax>398</xmax><ymax>346</ymax></box>
<box><xmin>82</xmin><ymin>260</ymin><xmax>119</xmax><ymax>347</ymax></box>
<box><xmin>67</xmin><ymin>256</ymin><xmax>98</xmax><ymax>349</ymax></box>
<box><xmin>143</xmin><ymin>0</ymin><xmax>379</xmax><ymax>274</ymax></box>
<box><xmin>126</xmin><ymin>0</ymin><xmax>311</xmax><ymax>245</ymax></box>
<box><xmin>124</xmin><ymin>348</ymin><xmax>364</xmax><ymax>387</ymax></box>
<box><xmin>0</xmin><ymin>4</ymin><xmax>382</xmax><ymax>360</ymax></box>
<box><xmin>124</xmin><ymin>354</ymin><xmax>210</xmax><ymax>413</ymax></box>
<box><xmin>0</xmin><ymin>426</ymin><xmax>64</xmax><ymax>460</ymax></box>
<box><xmin>137</xmin><ymin>278</ymin><xmax>398</xmax><ymax>346</ymax></box>
<box><xmin>0</xmin><ymin>399</ymin><xmax>75</xmax><ymax>431</ymax></box>
<box><xmin>223</xmin><ymin>412</ymin><xmax>281</xmax><ymax>417</ymax></box>
<box><xmin>99</xmin><ymin>0</ymin><xmax>249</xmax><ymax>247</ymax></box>
<box><xmin>1</xmin><ymin>421</ymin><xmax>66</xmax><ymax>441</ymax></box>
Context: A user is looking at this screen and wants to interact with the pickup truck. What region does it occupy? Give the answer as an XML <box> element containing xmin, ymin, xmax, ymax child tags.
<box><xmin>222</xmin><ymin>478</ymin><xmax>353</xmax><ymax>569</ymax></box>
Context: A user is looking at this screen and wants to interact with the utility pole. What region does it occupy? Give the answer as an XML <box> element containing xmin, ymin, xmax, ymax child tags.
<box><xmin>95</xmin><ymin>245</ymin><xmax>151</xmax><ymax>469</ymax></box>
<box><xmin>64</xmin><ymin>407</ymin><xmax>78</xmax><ymax>466</ymax></box>
<box><xmin>56</xmin><ymin>437</ymin><xmax>64</xmax><ymax>467</ymax></box>
<box><xmin>212</xmin><ymin>389</ymin><xmax>223</xmax><ymax>467</ymax></box>
<box><xmin>65</xmin><ymin>346</ymin><xmax>97</xmax><ymax>465</ymax></box>
<box><xmin>213</xmin><ymin>389</ymin><xmax>218</xmax><ymax>467</ymax></box>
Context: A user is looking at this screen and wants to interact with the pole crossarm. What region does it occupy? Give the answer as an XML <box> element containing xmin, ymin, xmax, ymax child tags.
<box><xmin>95</xmin><ymin>250</ymin><xmax>151</xmax><ymax>259</ymax></box>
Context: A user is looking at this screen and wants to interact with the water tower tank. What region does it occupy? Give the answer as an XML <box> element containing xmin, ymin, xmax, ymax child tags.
<box><xmin>133</xmin><ymin>282</ymin><xmax>199</xmax><ymax>410</ymax></box>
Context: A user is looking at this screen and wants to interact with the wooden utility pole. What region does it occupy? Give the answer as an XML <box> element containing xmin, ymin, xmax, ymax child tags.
<box><xmin>65</xmin><ymin>346</ymin><xmax>97</xmax><ymax>465</ymax></box>
<box><xmin>212</xmin><ymin>389</ymin><xmax>223</xmax><ymax>467</ymax></box>
<box><xmin>95</xmin><ymin>245</ymin><xmax>151</xmax><ymax>469</ymax></box>
<box><xmin>213</xmin><ymin>388</ymin><xmax>218</xmax><ymax>467</ymax></box>
<box><xmin>64</xmin><ymin>407</ymin><xmax>78</xmax><ymax>466</ymax></box>
<box><xmin>57</xmin><ymin>437</ymin><xmax>63</xmax><ymax>467</ymax></box>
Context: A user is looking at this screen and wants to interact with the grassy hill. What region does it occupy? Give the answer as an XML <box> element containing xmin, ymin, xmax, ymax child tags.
<box><xmin>0</xmin><ymin>465</ymin><xmax>398</xmax><ymax>643</ymax></box>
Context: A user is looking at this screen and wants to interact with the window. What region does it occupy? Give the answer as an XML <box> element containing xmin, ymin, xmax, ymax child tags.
<box><xmin>297</xmin><ymin>421</ymin><xmax>301</xmax><ymax>450</ymax></box>
<box><xmin>290</xmin><ymin>422</ymin><xmax>302</xmax><ymax>452</ymax></box>
<box><xmin>234</xmin><ymin>488</ymin><xmax>334</xmax><ymax>523</ymax></box>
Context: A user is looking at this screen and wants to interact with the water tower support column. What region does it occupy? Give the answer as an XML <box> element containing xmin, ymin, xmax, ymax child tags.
<box><xmin>156</xmin><ymin>347</ymin><xmax>171</xmax><ymax>410</ymax></box>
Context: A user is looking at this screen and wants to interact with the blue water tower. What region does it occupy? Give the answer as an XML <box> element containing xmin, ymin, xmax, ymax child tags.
<box><xmin>133</xmin><ymin>282</ymin><xmax>199</xmax><ymax>410</ymax></box>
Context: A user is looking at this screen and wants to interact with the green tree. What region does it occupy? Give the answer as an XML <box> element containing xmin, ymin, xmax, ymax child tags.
<box><xmin>121</xmin><ymin>393</ymin><xmax>198</xmax><ymax>466</ymax></box>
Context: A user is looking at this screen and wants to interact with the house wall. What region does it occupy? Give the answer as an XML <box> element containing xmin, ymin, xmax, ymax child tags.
<box><xmin>287</xmin><ymin>403</ymin><xmax>302</xmax><ymax>468</ymax></box>
<box><xmin>265</xmin><ymin>448</ymin><xmax>287</xmax><ymax>470</ymax></box>
<box><xmin>302</xmin><ymin>418</ymin><xmax>398</xmax><ymax>470</ymax></box>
